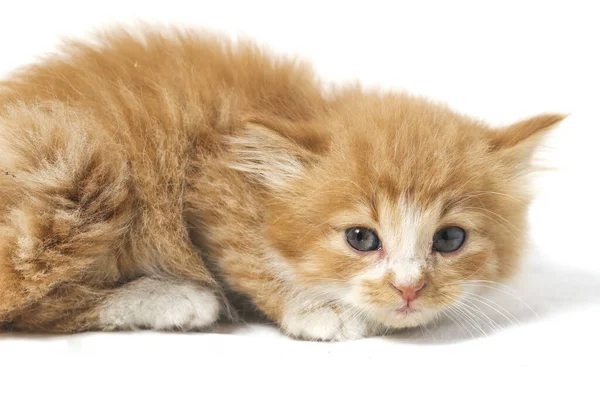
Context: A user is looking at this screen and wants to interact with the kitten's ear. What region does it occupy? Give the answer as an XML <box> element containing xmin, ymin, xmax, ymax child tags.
<box><xmin>490</xmin><ymin>113</ymin><xmax>567</xmax><ymax>170</ymax></box>
<box><xmin>227</xmin><ymin>117</ymin><xmax>326</xmax><ymax>189</ymax></box>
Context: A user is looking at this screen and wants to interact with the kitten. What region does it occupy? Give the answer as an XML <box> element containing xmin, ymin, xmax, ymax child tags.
<box><xmin>0</xmin><ymin>27</ymin><xmax>564</xmax><ymax>340</ymax></box>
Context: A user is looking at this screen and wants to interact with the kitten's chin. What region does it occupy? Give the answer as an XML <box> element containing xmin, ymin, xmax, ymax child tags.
<box><xmin>371</xmin><ymin>307</ymin><xmax>440</xmax><ymax>329</ymax></box>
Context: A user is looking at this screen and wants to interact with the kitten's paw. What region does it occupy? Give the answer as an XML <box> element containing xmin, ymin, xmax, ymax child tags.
<box><xmin>98</xmin><ymin>278</ymin><xmax>220</xmax><ymax>331</ymax></box>
<box><xmin>281</xmin><ymin>306</ymin><xmax>372</xmax><ymax>341</ymax></box>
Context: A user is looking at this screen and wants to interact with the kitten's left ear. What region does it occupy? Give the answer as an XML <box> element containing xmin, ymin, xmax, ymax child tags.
<box><xmin>490</xmin><ymin>113</ymin><xmax>567</xmax><ymax>169</ymax></box>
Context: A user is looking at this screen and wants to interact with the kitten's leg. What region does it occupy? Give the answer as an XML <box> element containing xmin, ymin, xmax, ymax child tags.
<box><xmin>243</xmin><ymin>277</ymin><xmax>376</xmax><ymax>341</ymax></box>
<box><xmin>0</xmin><ymin>104</ymin><xmax>133</xmax><ymax>319</ymax></box>
<box><xmin>95</xmin><ymin>277</ymin><xmax>220</xmax><ymax>331</ymax></box>
<box><xmin>5</xmin><ymin>278</ymin><xmax>220</xmax><ymax>332</ymax></box>
<box><xmin>0</xmin><ymin>104</ymin><xmax>223</xmax><ymax>332</ymax></box>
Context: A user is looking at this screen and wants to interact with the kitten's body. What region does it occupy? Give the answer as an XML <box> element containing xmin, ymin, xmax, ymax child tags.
<box><xmin>0</xmin><ymin>28</ymin><xmax>563</xmax><ymax>339</ymax></box>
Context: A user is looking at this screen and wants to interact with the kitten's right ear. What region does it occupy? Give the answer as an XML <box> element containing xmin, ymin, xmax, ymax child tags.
<box><xmin>489</xmin><ymin>113</ymin><xmax>567</xmax><ymax>172</ymax></box>
<box><xmin>227</xmin><ymin>117</ymin><xmax>326</xmax><ymax>190</ymax></box>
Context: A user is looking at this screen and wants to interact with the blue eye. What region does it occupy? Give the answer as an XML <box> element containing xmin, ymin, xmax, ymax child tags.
<box><xmin>432</xmin><ymin>226</ymin><xmax>466</xmax><ymax>253</ymax></box>
<box><xmin>345</xmin><ymin>227</ymin><xmax>381</xmax><ymax>252</ymax></box>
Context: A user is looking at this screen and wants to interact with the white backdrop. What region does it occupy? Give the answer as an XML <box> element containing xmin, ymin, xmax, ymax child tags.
<box><xmin>1</xmin><ymin>1</ymin><xmax>599</xmax><ymax>399</ymax></box>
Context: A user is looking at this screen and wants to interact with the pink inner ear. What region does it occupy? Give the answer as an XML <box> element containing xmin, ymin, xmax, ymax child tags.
<box><xmin>491</xmin><ymin>113</ymin><xmax>567</xmax><ymax>150</ymax></box>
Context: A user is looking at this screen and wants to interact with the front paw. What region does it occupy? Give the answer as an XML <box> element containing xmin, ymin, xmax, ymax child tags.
<box><xmin>281</xmin><ymin>306</ymin><xmax>373</xmax><ymax>341</ymax></box>
<box><xmin>98</xmin><ymin>278</ymin><xmax>220</xmax><ymax>331</ymax></box>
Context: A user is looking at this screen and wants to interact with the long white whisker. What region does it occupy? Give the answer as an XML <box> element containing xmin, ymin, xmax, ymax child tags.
<box><xmin>460</xmin><ymin>208</ymin><xmax>520</xmax><ymax>241</ymax></box>
<box><xmin>462</xmin><ymin>292</ymin><xmax>520</xmax><ymax>324</ymax></box>
<box><xmin>451</xmin><ymin>304</ymin><xmax>485</xmax><ymax>337</ymax></box>
<box><xmin>445</xmin><ymin>301</ymin><xmax>487</xmax><ymax>336</ymax></box>
<box><xmin>458</xmin><ymin>297</ymin><xmax>503</xmax><ymax>332</ymax></box>
<box><xmin>440</xmin><ymin>309</ymin><xmax>465</xmax><ymax>337</ymax></box>
<box><xmin>443</xmin><ymin>308</ymin><xmax>474</xmax><ymax>339</ymax></box>
<box><xmin>442</xmin><ymin>292</ymin><xmax>505</xmax><ymax>334</ymax></box>
<box><xmin>461</xmin><ymin>190</ymin><xmax>526</xmax><ymax>206</ymax></box>
<box><xmin>460</xmin><ymin>282</ymin><xmax>539</xmax><ymax>318</ymax></box>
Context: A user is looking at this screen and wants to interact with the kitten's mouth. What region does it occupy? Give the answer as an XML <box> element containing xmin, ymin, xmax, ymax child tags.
<box><xmin>395</xmin><ymin>305</ymin><xmax>421</xmax><ymax>316</ymax></box>
<box><xmin>373</xmin><ymin>304</ymin><xmax>436</xmax><ymax>329</ymax></box>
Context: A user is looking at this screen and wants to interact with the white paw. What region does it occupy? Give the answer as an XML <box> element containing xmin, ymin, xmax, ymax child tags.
<box><xmin>98</xmin><ymin>278</ymin><xmax>220</xmax><ymax>331</ymax></box>
<box><xmin>281</xmin><ymin>306</ymin><xmax>372</xmax><ymax>341</ymax></box>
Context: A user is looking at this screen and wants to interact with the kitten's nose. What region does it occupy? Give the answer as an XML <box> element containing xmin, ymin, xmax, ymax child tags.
<box><xmin>390</xmin><ymin>279</ymin><xmax>427</xmax><ymax>303</ymax></box>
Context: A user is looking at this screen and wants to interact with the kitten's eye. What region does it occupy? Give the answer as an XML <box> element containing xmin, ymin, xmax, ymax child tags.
<box><xmin>432</xmin><ymin>226</ymin><xmax>466</xmax><ymax>253</ymax></box>
<box><xmin>345</xmin><ymin>227</ymin><xmax>381</xmax><ymax>252</ymax></box>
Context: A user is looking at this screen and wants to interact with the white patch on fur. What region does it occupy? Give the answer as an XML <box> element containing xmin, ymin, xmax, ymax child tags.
<box><xmin>380</xmin><ymin>196</ymin><xmax>429</xmax><ymax>285</ymax></box>
<box><xmin>98</xmin><ymin>278</ymin><xmax>220</xmax><ymax>330</ymax></box>
<box><xmin>346</xmin><ymin>195</ymin><xmax>431</xmax><ymax>308</ymax></box>
<box><xmin>264</xmin><ymin>248</ymin><xmax>296</xmax><ymax>283</ymax></box>
<box><xmin>388</xmin><ymin>197</ymin><xmax>428</xmax><ymax>283</ymax></box>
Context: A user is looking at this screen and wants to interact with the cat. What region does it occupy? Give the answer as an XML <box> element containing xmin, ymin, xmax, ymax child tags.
<box><xmin>0</xmin><ymin>27</ymin><xmax>564</xmax><ymax>340</ymax></box>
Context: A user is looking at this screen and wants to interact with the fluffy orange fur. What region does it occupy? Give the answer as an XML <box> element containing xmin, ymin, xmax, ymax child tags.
<box><xmin>0</xmin><ymin>27</ymin><xmax>564</xmax><ymax>339</ymax></box>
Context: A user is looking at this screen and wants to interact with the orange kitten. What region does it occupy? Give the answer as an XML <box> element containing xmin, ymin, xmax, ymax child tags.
<box><xmin>0</xmin><ymin>27</ymin><xmax>564</xmax><ymax>340</ymax></box>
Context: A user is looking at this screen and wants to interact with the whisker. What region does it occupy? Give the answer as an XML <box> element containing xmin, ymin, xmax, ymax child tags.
<box><xmin>380</xmin><ymin>322</ymin><xmax>394</xmax><ymax>338</ymax></box>
<box><xmin>441</xmin><ymin>278</ymin><xmax>538</xmax><ymax>319</ymax></box>
<box><xmin>461</xmin><ymin>291</ymin><xmax>520</xmax><ymax>324</ymax></box>
<box><xmin>442</xmin><ymin>293</ymin><xmax>502</xmax><ymax>334</ymax></box>
<box><xmin>446</xmin><ymin>307</ymin><xmax>475</xmax><ymax>339</ymax></box>
<box><xmin>460</xmin><ymin>190</ymin><xmax>527</xmax><ymax>206</ymax></box>
<box><xmin>442</xmin><ymin>310</ymin><xmax>466</xmax><ymax>333</ymax></box>
<box><xmin>458</xmin><ymin>297</ymin><xmax>503</xmax><ymax>332</ymax></box>
<box><xmin>463</xmin><ymin>206</ymin><xmax>523</xmax><ymax>235</ymax></box>
<box><xmin>442</xmin><ymin>308</ymin><xmax>473</xmax><ymax>339</ymax></box>
<box><xmin>445</xmin><ymin>301</ymin><xmax>487</xmax><ymax>336</ymax></box>
<box><xmin>460</xmin><ymin>208</ymin><xmax>520</xmax><ymax>241</ymax></box>
<box><xmin>459</xmin><ymin>281</ymin><xmax>539</xmax><ymax>318</ymax></box>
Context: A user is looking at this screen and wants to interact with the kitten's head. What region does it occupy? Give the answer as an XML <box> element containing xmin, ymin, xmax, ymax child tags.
<box><xmin>231</xmin><ymin>91</ymin><xmax>564</xmax><ymax>330</ymax></box>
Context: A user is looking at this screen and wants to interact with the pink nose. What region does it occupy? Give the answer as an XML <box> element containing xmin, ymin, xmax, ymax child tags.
<box><xmin>391</xmin><ymin>279</ymin><xmax>427</xmax><ymax>303</ymax></box>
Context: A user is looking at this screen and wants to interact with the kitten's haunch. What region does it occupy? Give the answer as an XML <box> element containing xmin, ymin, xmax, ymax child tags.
<box><xmin>0</xmin><ymin>27</ymin><xmax>564</xmax><ymax>340</ymax></box>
